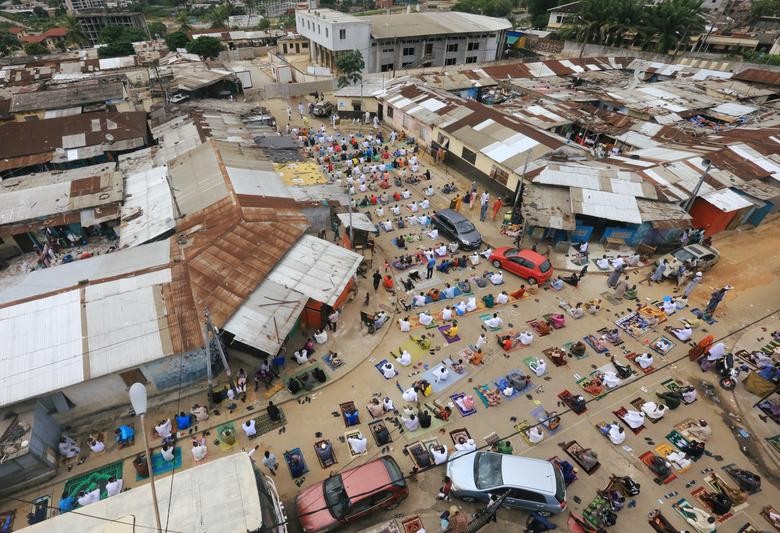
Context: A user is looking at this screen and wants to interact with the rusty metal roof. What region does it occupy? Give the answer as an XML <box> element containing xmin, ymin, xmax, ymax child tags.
<box><xmin>732</xmin><ymin>68</ymin><xmax>780</xmax><ymax>87</ymax></box>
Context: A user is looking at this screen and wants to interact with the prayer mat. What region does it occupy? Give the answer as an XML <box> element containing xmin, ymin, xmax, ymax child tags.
<box><xmin>458</xmin><ymin>346</ymin><xmax>484</xmax><ymax>367</ymax></box>
<box><xmin>479</xmin><ymin>312</ymin><xmax>502</xmax><ymax>331</ymax></box>
<box><xmin>629</xmin><ymin>397</ymin><xmax>661</xmax><ymax>424</ymax></box>
<box><xmin>531</xmin><ymin>405</ymin><xmax>561</xmax><ymax>434</ymax></box>
<box><xmin>542</xmin><ymin>313</ymin><xmax>566</xmax><ymax>328</ymax></box>
<box><xmin>263</xmin><ymin>381</ymin><xmax>284</xmax><ymax>398</ymax></box>
<box><xmin>420</xmin><ymin>360</ymin><xmax>466</xmax><ymax>394</ymax></box>
<box><xmin>399</xmin><ymin>338</ymin><xmax>427</xmax><ymax>361</ymax></box>
<box><xmin>323</xmin><ymin>352</ymin><xmax>344</xmax><ymax>370</ymax></box>
<box><xmin>583</xmin><ymin>335</ymin><xmax>609</xmax><ymax>353</ymax></box>
<box><xmin>626</xmin><ymin>352</ymin><xmax>655</xmax><ymax>374</ymax></box>
<box><xmin>723</xmin><ymin>464</ymin><xmax>762</xmax><ymax>495</ymax></box>
<box><xmin>733</xmin><ymin>349</ymin><xmax>759</xmax><ymax>370</ymax></box>
<box><xmin>766</xmin><ymin>434</ymin><xmax>780</xmax><ymax>455</ymax></box>
<box><xmin>344</xmin><ymin>430</ymin><xmax>367</xmax><ymax>458</ymax></box>
<box><xmin>63</xmin><ymin>460</ymin><xmax>124</xmax><ymax>500</ymax></box>
<box><xmin>514</xmin><ymin>420</ymin><xmax>535</xmax><ymax>445</ymax></box>
<box><xmin>651</xmin><ymin>336</ymin><xmax>676</xmax><ymax>355</ymax></box>
<box><xmin>594</xmin><ymin>421</ymin><xmax>611</xmax><ymax>441</ymax></box>
<box><xmin>656</xmin><ymin>443</ymin><xmax>690</xmax><ymax>473</ymax></box>
<box><xmin>527</xmin><ymin>319</ymin><xmax>550</xmax><ymax>337</ymax></box>
<box><xmin>474</xmin><ymin>384</ymin><xmax>501</xmax><ymax>408</ymax></box>
<box><xmin>339</xmin><ymin>401</ymin><xmax>359</xmax><ymax>427</ymax></box>
<box><xmin>437</xmin><ymin>324</ymin><xmax>461</xmax><ymax>344</ymax></box>
<box><xmin>498</xmin><ymin>331</ymin><xmax>528</xmax><ymax>353</ymax></box>
<box><xmin>253</xmin><ymin>409</ymin><xmax>286</xmax><ymax>436</ymax></box>
<box><xmin>368</xmin><ymin>420</ymin><xmax>393</xmax><ymax>447</ymax></box>
<box><xmin>543</xmin><ymin>347</ymin><xmax>568</xmax><ymax>367</ymax></box>
<box><xmin>674</xmin><ymin>419</ymin><xmax>698</xmax><ymax>440</ymax></box>
<box><xmin>563</xmin><ymin>440</ymin><xmax>600</xmax><ymax>475</ymax></box>
<box><xmin>691</xmin><ymin>486</ymin><xmax>734</xmax><ymax>523</ymax></box>
<box><xmin>558</xmin><ymin>389</ymin><xmax>587</xmax><ymax>415</ymax></box>
<box><xmin>757</xmin><ymin>397</ymin><xmax>780</xmax><ymax>424</ymax></box>
<box><xmin>217</xmin><ymin>422</ymin><xmax>237</xmax><ymax>451</ymax></box>
<box><xmin>289</xmin><ymin>366</ymin><xmax>324</xmax><ymax>396</ymax></box>
<box><xmin>704</xmin><ymin>473</ymin><xmax>748</xmax><ymax>512</ymax></box>
<box><xmin>375</xmin><ymin>359</ymin><xmax>397</xmax><ymax>379</ymax></box>
<box><xmin>30</xmin><ymin>495</ymin><xmax>50</xmax><ymax>521</ymax></box>
<box><xmin>493</xmin><ymin>375</ymin><xmax>524</xmax><ymax>399</ymax></box>
<box><xmin>615</xmin><ymin>311</ymin><xmax>650</xmax><ymax>337</ymax></box>
<box><xmin>672</xmin><ymin>499</ymin><xmax>711</xmax><ymax>529</ymax></box>
<box><xmin>313</xmin><ymin>440</ymin><xmax>337</xmax><ymax>468</ymax></box>
<box><xmin>661</xmin><ymin>379</ymin><xmax>696</xmax><ymax>404</ymax></box>
<box><xmin>600</xmin><ymin>291</ymin><xmax>621</xmax><ymax>305</ymax></box>
<box><xmin>450</xmin><ymin>393</ymin><xmax>477</xmax><ymax>417</ymax></box>
<box><xmin>737</xmin><ymin>523</ymin><xmax>762</xmax><ymax>533</ymax></box>
<box><xmin>666</xmin><ymin>430</ymin><xmax>689</xmax><ymax>451</ymax></box>
<box><xmin>760</xmin><ymin>505</ymin><xmax>780</xmax><ymax>531</ymax></box>
<box><xmin>0</xmin><ymin>511</ymin><xmax>14</xmax><ymax>531</ymax></box>
<box><xmin>564</xmin><ymin>341</ymin><xmax>589</xmax><ymax>360</ymax></box>
<box><xmin>613</xmin><ymin>407</ymin><xmax>644</xmax><ymax>434</ymax></box>
<box><xmin>402</xmin><ymin>516</ymin><xmax>425</xmax><ymax>533</ymax></box>
<box><xmin>597</xmin><ymin>361</ymin><xmax>635</xmax><ymax>382</ymax></box>
<box><xmin>136</xmin><ymin>446</ymin><xmax>183</xmax><ymax>480</ymax></box>
<box><xmin>449</xmin><ymin>427</ymin><xmax>471</xmax><ymax>445</ymax></box>
<box><xmin>483</xmin><ymin>432</ymin><xmax>500</xmax><ymax>445</ymax></box>
<box><xmin>522</xmin><ymin>355</ymin><xmax>544</xmax><ymax>375</ymax></box>
<box><xmin>640</xmin><ymin>451</ymin><xmax>676</xmax><ymax>485</ymax></box>
<box><xmin>284</xmin><ymin>448</ymin><xmax>308</xmax><ymax>479</ymax></box>
<box><xmin>404</xmin><ymin>441</ymin><xmax>432</xmax><ymax>469</ymax></box>
<box><xmin>597</xmin><ymin>327</ymin><xmax>624</xmax><ymax>346</ymax></box>
<box><xmin>690</xmin><ymin>308</ymin><xmax>717</xmax><ymax>325</ymax></box>
<box><xmin>577</xmin><ymin>375</ymin><xmax>606</xmax><ymax>399</ymax></box>
<box><xmin>648</xmin><ymin>509</ymin><xmax>678</xmax><ymax>533</ymax></box>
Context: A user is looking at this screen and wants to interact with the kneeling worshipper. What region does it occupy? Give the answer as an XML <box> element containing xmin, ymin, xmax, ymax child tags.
<box><xmin>402</xmin><ymin>386</ymin><xmax>419</xmax><ymax>403</ymax></box>
<box><xmin>454</xmin><ymin>438</ymin><xmax>476</xmax><ymax>452</ymax></box>
<box><xmin>602</xmin><ymin>371</ymin><xmax>621</xmax><ymax>389</ymax></box>
<box><xmin>518</xmin><ymin>331</ymin><xmax>534</xmax><ymax>345</ymax></box>
<box><xmin>527</xmin><ymin>426</ymin><xmax>544</xmax><ymax>444</ymax></box>
<box><xmin>635</xmin><ymin>352</ymin><xmax>654</xmax><ymax>369</ymax></box>
<box><xmin>381</xmin><ymin>361</ymin><xmax>398</xmax><ymax>379</ymax></box>
<box><xmin>529</xmin><ymin>358</ymin><xmax>547</xmax><ymax>377</ymax></box>
<box><xmin>641</xmin><ymin>401</ymin><xmax>668</xmax><ymax>420</ymax></box>
<box><xmin>431</xmin><ymin>444</ymin><xmax>448</xmax><ymax>465</ymax></box>
<box><xmin>418</xmin><ymin>311</ymin><xmax>434</xmax><ymax>326</ymax></box>
<box><xmin>607</xmin><ymin>424</ymin><xmax>625</xmax><ymax>445</ymax></box>
<box><xmin>395</xmin><ymin>350</ymin><xmax>412</xmax><ymax>366</ymax></box>
<box><xmin>623</xmin><ymin>409</ymin><xmax>645</xmax><ymax>429</ymax></box>
<box><xmin>347</xmin><ymin>433</ymin><xmax>368</xmax><ymax>455</ymax></box>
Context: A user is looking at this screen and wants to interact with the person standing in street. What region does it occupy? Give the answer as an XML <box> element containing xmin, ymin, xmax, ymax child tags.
<box><xmin>705</xmin><ymin>286</ymin><xmax>730</xmax><ymax>315</ymax></box>
<box><xmin>262</xmin><ymin>450</ymin><xmax>278</xmax><ymax>476</ymax></box>
<box><xmin>684</xmin><ymin>271</ymin><xmax>703</xmax><ymax>298</ymax></box>
<box><xmin>480</xmin><ymin>191</ymin><xmax>490</xmax><ymax>222</ymax></box>
<box><xmin>492</xmin><ymin>197</ymin><xmax>503</xmax><ymax>220</ymax></box>
<box><xmin>328</xmin><ymin>308</ymin><xmax>340</xmax><ymax>331</ymax></box>
<box><xmin>426</xmin><ymin>256</ymin><xmax>436</xmax><ymax>279</ymax></box>
<box><xmin>373</xmin><ymin>270</ymin><xmax>382</xmax><ymax>291</ymax></box>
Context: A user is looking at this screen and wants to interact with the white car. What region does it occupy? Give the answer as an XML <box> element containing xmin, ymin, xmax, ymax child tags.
<box><xmin>169</xmin><ymin>93</ymin><xmax>190</xmax><ymax>104</ymax></box>
<box><xmin>657</xmin><ymin>244</ymin><xmax>719</xmax><ymax>278</ymax></box>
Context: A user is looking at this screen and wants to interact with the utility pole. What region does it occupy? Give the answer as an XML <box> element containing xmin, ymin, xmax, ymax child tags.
<box><xmin>203</xmin><ymin>307</ymin><xmax>232</xmax><ymax>407</ymax></box>
<box><xmin>684</xmin><ymin>158</ymin><xmax>711</xmax><ymax>213</ymax></box>
<box><xmin>466</xmin><ymin>491</ymin><xmax>509</xmax><ymax>532</ymax></box>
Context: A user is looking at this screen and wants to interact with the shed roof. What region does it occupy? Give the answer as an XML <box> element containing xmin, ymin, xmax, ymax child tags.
<box><xmin>367</xmin><ymin>12</ymin><xmax>510</xmax><ymax>40</ymax></box>
<box><xmin>10</xmin><ymin>80</ymin><xmax>124</xmax><ymax>112</ymax></box>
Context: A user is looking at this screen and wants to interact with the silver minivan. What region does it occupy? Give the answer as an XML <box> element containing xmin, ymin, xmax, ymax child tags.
<box><xmin>446</xmin><ymin>451</ymin><xmax>567</xmax><ymax>514</ymax></box>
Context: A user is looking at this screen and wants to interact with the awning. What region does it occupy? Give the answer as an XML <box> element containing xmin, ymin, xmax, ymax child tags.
<box><xmin>506</xmin><ymin>35</ymin><xmax>520</xmax><ymax>45</ymax></box>
<box><xmin>337</xmin><ymin>212</ymin><xmax>378</xmax><ymax>233</ymax></box>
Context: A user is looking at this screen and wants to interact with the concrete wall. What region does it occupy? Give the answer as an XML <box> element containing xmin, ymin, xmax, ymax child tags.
<box><xmin>296</xmin><ymin>11</ymin><xmax>371</xmax><ymax>53</ymax></box>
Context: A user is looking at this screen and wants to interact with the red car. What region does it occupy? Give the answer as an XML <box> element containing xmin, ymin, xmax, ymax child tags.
<box><xmin>296</xmin><ymin>456</ymin><xmax>408</xmax><ymax>532</ymax></box>
<box><xmin>489</xmin><ymin>247</ymin><xmax>553</xmax><ymax>284</ymax></box>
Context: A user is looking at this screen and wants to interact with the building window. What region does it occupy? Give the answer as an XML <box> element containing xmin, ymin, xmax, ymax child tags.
<box><xmin>381</xmin><ymin>63</ymin><xmax>394</xmax><ymax>71</ymax></box>
<box><xmin>556</xmin><ymin>15</ymin><xmax>563</xmax><ymax>23</ymax></box>
<box><xmin>467</xmin><ymin>42</ymin><xmax>480</xmax><ymax>51</ymax></box>
<box><xmin>462</xmin><ymin>147</ymin><xmax>477</xmax><ymax>164</ymax></box>
<box><xmin>465</xmin><ymin>56</ymin><xmax>477</xmax><ymax>63</ymax></box>
<box><xmin>403</xmin><ymin>47</ymin><xmax>414</xmax><ymax>56</ymax></box>
<box><xmin>325</xmin><ymin>28</ymin><xmax>328</xmax><ymax>37</ymax></box>
<box><xmin>303</xmin><ymin>42</ymin><xmax>308</xmax><ymax>48</ymax></box>
<box><xmin>317</xmin><ymin>24</ymin><xmax>321</xmax><ymax>34</ymax></box>
<box><xmin>424</xmin><ymin>43</ymin><xmax>433</xmax><ymax>54</ymax></box>
<box><xmin>445</xmin><ymin>57</ymin><xmax>457</xmax><ymax>65</ymax></box>
<box><xmin>382</xmin><ymin>47</ymin><xmax>394</xmax><ymax>53</ymax></box>
<box><xmin>402</xmin><ymin>62</ymin><xmax>412</xmax><ymax>67</ymax></box>
<box><xmin>447</xmin><ymin>43</ymin><xmax>458</xmax><ymax>52</ymax></box>
<box><xmin>339</xmin><ymin>28</ymin><xmax>346</xmax><ymax>39</ymax></box>
<box><xmin>386</xmin><ymin>105</ymin><xmax>394</xmax><ymax>117</ymax></box>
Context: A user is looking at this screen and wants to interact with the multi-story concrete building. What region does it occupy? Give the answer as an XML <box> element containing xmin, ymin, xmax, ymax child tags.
<box><xmin>295</xmin><ymin>8</ymin><xmax>510</xmax><ymax>73</ymax></box>
<box><xmin>75</xmin><ymin>11</ymin><xmax>147</xmax><ymax>45</ymax></box>
<box><xmin>63</xmin><ymin>0</ymin><xmax>105</xmax><ymax>12</ymax></box>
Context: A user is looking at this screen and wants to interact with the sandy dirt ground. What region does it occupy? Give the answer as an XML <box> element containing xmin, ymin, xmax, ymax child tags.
<box><xmin>2</xmin><ymin>100</ymin><xmax>779</xmax><ymax>533</ymax></box>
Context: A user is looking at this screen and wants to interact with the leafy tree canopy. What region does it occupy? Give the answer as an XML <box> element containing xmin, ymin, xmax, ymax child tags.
<box><xmin>0</xmin><ymin>31</ymin><xmax>20</xmax><ymax>57</ymax></box>
<box><xmin>24</xmin><ymin>42</ymin><xmax>48</xmax><ymax>55</ymax></box>
<box><xmin>165</xmin><ymin>30</ymin><xmax>189</xmax><ymax>50</ymax></box>
<box><xmin>148</xmin><ymin>21</ymin><xmax>167</xmax><ymax>38</ymax></box>
<box><xmin>336</xmin><ymin>49</ymin><xmax>364</xmax><ymax>88</ymax></box>
<box><xmin>99</xmin><ymin>25</ymin><xmax>147</xmax><ymax>44</ymax></box>
<box><xmin>453</xmin><ymin>0</ymin><xmax>513</xmax><ymax>17</ymax></box>
<box><xmin>98</xmin><ymin>40</ymin><xmax>135</xmax><ymax>58</ymax></box>
<box><xmin>185</xmin><ymin>35</ymin><xmax>223</xmax><ymax>59</ymax></box>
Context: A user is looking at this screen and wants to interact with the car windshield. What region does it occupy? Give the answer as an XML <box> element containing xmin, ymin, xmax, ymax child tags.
<box><xmin>383</xmin><ymin>457</ymin><xmax>406</xmax><ymax>487</ymax></box>
<box><xmin>539</xmin><ymin>259</ymin><xmax>551</xmax><ymax>273</ymax></box>
<box><xmin>474</xmin><ymin>453</ymin><xmax>503</xmax><ymax>489</ymax></box>
<box><xmin>504</xmin><ymin>248</ymin><xmax>519</xmax><ymax>257</ymax></box>
<box><xmin>323</xmin><ymin>475</ymin><xmax>349</xmax><ymax>519</ymax></box>
<box><xmin>455</xmin><ymin>220</ymin><xmax>476</xmax><ymax>233</ymax></box>
<box><xmin>673</xmin><ymin>249</ymin><xmax>695</xmax><ymax>262</ymax></box>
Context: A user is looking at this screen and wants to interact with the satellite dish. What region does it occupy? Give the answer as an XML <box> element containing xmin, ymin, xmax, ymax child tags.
<box><xmin>55</xmin><ymin>147</ymin><xmax>66</xmax><ymax>155</ymax></box>
<box><xmin>105</xmin><ymin>133</ymin><xmax>115</xmax><ymax>142</ymax></box>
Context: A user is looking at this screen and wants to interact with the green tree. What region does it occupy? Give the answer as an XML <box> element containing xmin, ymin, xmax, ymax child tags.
<box><xmin>24</xmin><ymin>42</ymin><xmax>48</xmax><ymax>55</ymax></box>
<box><xmin>336</xmin><ymin>49</ymin><xmax>364</xmax><ymax>88</ymax></box>
<box><xmin>98</xmin><ymin>40</ymin><xmax>135</xmax><ymax>57</ymax></box>
<box><xmin>33</xmin><ymin>6</ymin><xmax>48</xmax><ymax>17</ymax></box>
<box><xmin>527</xmin><ymin>0</ymin><xmax>558</xmax><ymax>28</ymax></box>
<box><xmin>643</xmin><ymin>0</ymin><xmax>704</xmax><ymax>54</ymax></box>
<box><xmin>453</xmin><ymin>0</ymin><xmax>513</xmax><ymax>17</ymax></box>
<box><xmin>0</xmin><ymin>31</ymin><xmax>21</xmax><ymax>57</ymax></box>
<box><xmin>186</xmin><ymin>35</ymin><xmax>223</xmax><ymax>58</ymax></box>
<box><xmin>165</xmin><ymin>30</ymin><xmax>189</xmax><ymax>50</ymax></box>
<box><xmin>63</xmin><ymin>15</ymin><xmax>87</xmax><ymax>48</ymax></box>
<box><xmin>557</xmin><ymin>0</ymin><xmax>642</xmax><ymax>46</ymax></box>
<box><xmin>207</xmin><ymin>4</ymin><xmax>229</xmax><ymax>28</ymax></box>
<box><xmin>176</xmin><ymin>9</ymin><xmax>192</xmax><ymax>31</ymax></box>
<box><xmin>750</xmin><ymin>0</ymin><xmax>780</xmax><ymax>22</ymax></box>
<box><xmin>258</xmin><ymin>17</ymin><xmax>270</xmax><ymax>30</ymax></box>
<box><xmin>148</xmin><ymin>21</ymin><xmax>167</xmax><ymax>38</ymax></box>
<box><xmin>99</xmin><ymin>25</ymin><xmax>146</xmax><ymax>44</ymax></box>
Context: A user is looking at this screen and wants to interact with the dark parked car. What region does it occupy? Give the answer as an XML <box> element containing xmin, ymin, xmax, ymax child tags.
<box><xmin>431</xmin><ymin>209</ymin><xmax>482</xmax><ymax>250</ymax></box>
<box><xmin>312</xmin><ymin>101</ymin><xmax>336</xmax><ymax>117</ymax></box>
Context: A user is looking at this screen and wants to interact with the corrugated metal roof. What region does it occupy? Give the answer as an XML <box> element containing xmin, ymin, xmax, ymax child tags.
<box><xmin>570</xmin><ymin>187</ymin><xmax>642</xmax><ymax>224</ymax></box>
<box><xmin>709</xmin><ymin>102</ymin><xmax>757</xmax><ymax>118</ymax></box>
<box><xmin>522</xmin><ymin>184</ymin><xmax>575</xmax><ymax>230</ymax></box>
<box><xmin>366</xmin><ymin>12</ymin><xmax>511</xmax><ymax>39</ymax></box>
<box><xmin>119</xmin><ymin>166</ymin><xmax>176</xmax><ymax>249</ymax></box>
<box><xmin>733</xmin><ymin>68</ymin><xmax>780</xmax><ymax>87</ymax></box>
<box><xmin>701</xmin><ymin>188</ymin><xmax>753</xmax><ymax>212</ymax></box>
<box><xmin>337</xmin><ymin>212</ymin><xmax>377</xmax><ymax>232</ymax></box>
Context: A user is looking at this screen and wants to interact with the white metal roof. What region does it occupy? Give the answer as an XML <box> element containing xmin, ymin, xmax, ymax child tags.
<box><xmin>267</xmin><ymin>234</ymin><xmax>363</xmax><ymax>307</ymax></box>
<box><xmin>367</xmin><ymin>11</ymin><xmax>510</xmax><ymax>39</ymax></box>
<box><xmin>710</xmin><ymin>102</ymin><xmax>757</xmax><ymax>117</ymax></box>
<box><xmin>224</xmin><ymin>277</ymin><xmax>308</xmax><ymax>355</ymax></box>
<box><xmin>337</xmin><ymin>212</ymin><xmax>377</xmax><ymax>232</ymax></box>
<box><xmin>570</xmin><ymin>188</ymin><xmax>642</xmax><ymax>224</ymax></box>
<box><xmin>119</xmin><ymin>166</ymin><xmax>176</xmax><ymax>249</ymax></box>
<box><xmin>701</xmin><ymin>188</ymin><xmax>753</xmax><ymax>212</ymax></box>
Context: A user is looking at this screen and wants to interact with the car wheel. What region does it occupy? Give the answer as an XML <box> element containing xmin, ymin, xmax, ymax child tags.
<box><xmin>528</xmin><ymin>277</ymin><xmax>537</xmax><ymax>285</ymax></box>
<box><xmin>460</xmin><ymin>496</ymin><xmax>477</xmax><ymax>503</ymax></box>
<box><xmin>492</xmin><ymin>260</ymin><xmax>501</xmax><ymax>268</ymax></box>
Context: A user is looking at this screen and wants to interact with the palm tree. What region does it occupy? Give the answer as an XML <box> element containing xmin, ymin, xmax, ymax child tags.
<box><xmin>176</xmin><ymin>10</ymin><xmax>192</xmax><ymax>32</ymax></box>
<box><xmin>208</xmin><ymin>5</ymin><xmax>230</xmax><ymax>29</ymax></box>
<box><xmin>63</xmin><ymin>15</ymin><xmax>87</xmax><ymax>48</ymax></box>
<box><xmin>643</xmin><ymin>0</ymin><xmax>705</xmax><ymax>54</ymax></box>
<box><xmin>336</xmin><ymin>50</ymin><xmax>365</xmax><ymax>88</ymax></box>
<box><xmin>602</xmin><ymin>0</ymin><xmax>643</xmax><ymax>47</ymax></box>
